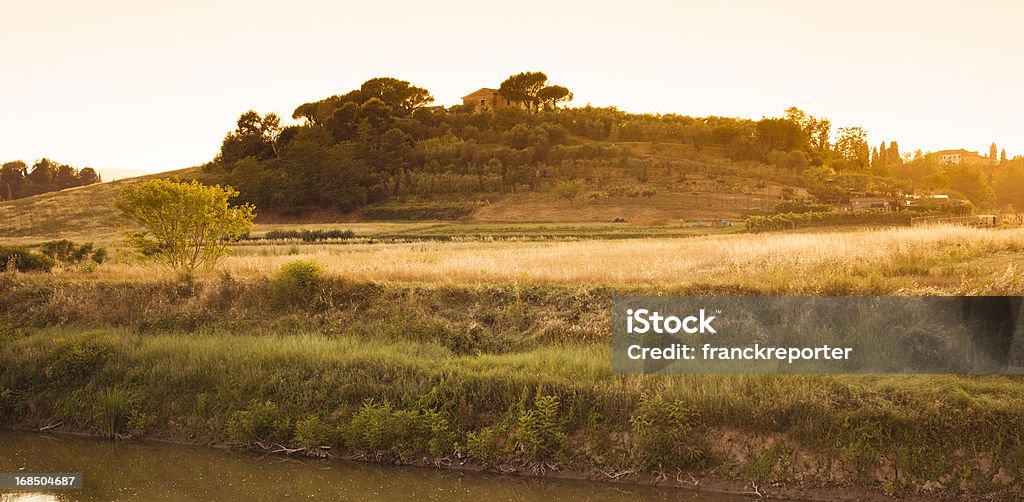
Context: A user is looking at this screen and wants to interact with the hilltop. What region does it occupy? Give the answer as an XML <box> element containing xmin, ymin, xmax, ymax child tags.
<box><xmin>9</xmin><ymin>73</ymin><xmax>1023</xmax><ymax>245</ymax></box>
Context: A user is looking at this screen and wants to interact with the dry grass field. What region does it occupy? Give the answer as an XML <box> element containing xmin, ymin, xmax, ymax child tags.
<box><xmin>31</xmin><ymin>224</ymin><xmax>1024</xmax><ymax>295</ymax></box>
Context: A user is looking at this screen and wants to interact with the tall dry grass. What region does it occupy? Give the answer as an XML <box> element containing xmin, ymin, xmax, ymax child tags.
<box><xmin>78</xmin><ymin>225</ymin><xmax>1024</xmax><ymax>293</ymax></box>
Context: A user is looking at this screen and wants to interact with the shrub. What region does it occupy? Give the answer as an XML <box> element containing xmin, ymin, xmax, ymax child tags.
<box><xmin>268</xmin><ymin>260</ymin><xmax>325</xmax><ymax>310</ymax></box>
<box><xmin>261</xmin><ymin>229</ymin><xmax>355</xmax><ymax>242</ymax></box>
<box><xmin>343</xmin><ymin>400</ymin><xmax>454</xmax><ymax>461</ymax></box>
<box><xmin>514</xmin><ymin>395</ymin><xmax>567</xmax><ymax>461</ymax></box>
<box><xmin>294</xmin><ymin>414</ymin><xmax>340</xmax><ymax>449</ymax></box>
<box><xmin>0</xmin><ymin>246</ymin><xmax>55</xmax><ymax>273</ymax></box>
<box><xmin>745</xmin><ymin>210</ymin><xmax>912</xmax><ymax>233</ymax></box>
<box><xmin>466</xmin><ymin>426</ymin><xmax>505</xmax><ymax>461</ymax></box>
<box><xmin>629</xmin><ymin>394</ymin><xmax>707</xmax><ymax>470</ymax></box>
<box><xmin>40</xmin><ymin>240</ymin><xmax>107</xmax><ymax>265</ymax></box>
<box><xmin>90</xmin><ymin>248</ymin><xmax>108</xmax><ymax>264</ymax></box>
<box><xmin>553</xmin><ymin>180</ymin><xmax>583</xmax><ymax>202</ymax></box>
<box><xmin>44</xmin><ymin>331</ymin><xmax>117</xmax><ymax>388</ymax></box>
<box><xmin>117</xmin><ymin>178</ymin><xmax>255</xmax><ymax>278</ymax></box>
<box><xmin>225</xmin><ymin>400</ymin><xmax>292</xmax><ymax>443</ymax></box>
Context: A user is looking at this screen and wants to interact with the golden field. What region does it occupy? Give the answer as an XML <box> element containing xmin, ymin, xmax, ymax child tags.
<box><xmin>58</xmin><ymin>224</ymin><xmax>1024</xmax><ymax>294</ymax></box>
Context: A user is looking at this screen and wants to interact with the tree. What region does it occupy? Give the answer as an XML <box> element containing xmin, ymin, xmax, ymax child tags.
<box><xmin>359</xmin><ymin>77</ymin><xmax>433</xmax><ymax>112</ymax></box>
<box><xmin>219</xmin><ymin>111</ymin><xmax>282</xmax><ymax>164</ymax></box>
<box><xmin>0</xmin><ymin>161</ymin><xmax>27</xmax><ymax>199</ymax></box>
<box><xmin>499</xmin><ymin>72</ymin><xmax>550</xmax><ymax>112</ymax></box>
<box><xmin>327</xmin><ymin>102</ymin><xmax>360</xmax><ymax>142</ymax></box>
<box><xmin>947</xmin><ymin>163</ymin><xmax>995</xmax><ymax>208</ymax></box>
<box><xmin>834</xmin><ymin>127</ymin><xmax>869</xmax><ymax>171</ymax></box>
<box><xmin>359</xmin><ymin>98</ymin><xmax>392</xmax><ymax>132</ymax></box>
<box><xmin>537</xmin><ymin>85</ymin><xmax>573</xmax><ymax>110</ymax></box>
<box><xmin>990</xmin><ymin>143</ymin><xmax>999</xmax><ymax>165</ymax></box>
<box><xmin>887</xmin><ymin>141</ymin><xmax>902</xmax><ymax>166</ymax></box>
<box><xmin>755</xmin><ymin>118</ymin><xmax>805</xmax><ymax>154</ymax></box>
<box><xmin>1001</xmin><ymin>149</ymin><xmax>1008</xmax><ymax>164</ymax></box>
<box><xmin>116</xmin><ymin>179</ymin><xmax>255</xmax><ymax>278</ymax></box>
<box><xmin>784</xmin><ymin>107</ymin><xmax>830</xmax><ymax>153</ymax></box>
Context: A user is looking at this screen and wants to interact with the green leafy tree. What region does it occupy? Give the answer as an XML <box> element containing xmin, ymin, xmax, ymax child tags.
<box><xmin>537</xmin><ymin>85</ymin><xmax>573</xmax><ymax>110</ymax></box>
<box><xmin>359</xmin><ymin>77</ymin><xmax>434</xmax><ymax>112</ymax></box>
<box><xmin>499</xmin><ymin>72</ymin><xmax>550</xmax><ymax>112</ymax></box>
<box><xmin>784</xmin><ymin>106</ymin><xmax>831</xmax><ymax>153</ymax></box>
<box><xmin>947</xmin><ymin>163</ymin><xmax>995</xmax><ymax>208</ymax></box>
<box><xmin>834</xmin><ymin>126</ymin><xmax>869</xmax><ymax>171</ymax></box>
<box><xmin>755</xmin><ymin>118</ymin><xmax>806</xmax><ymax>155</ymax></box>
<box><xmin>219</xmin><ymin>111</ymin><xmax>282</xmax><ymax>164</ymax></box>
<box><xmin>116</xmin><ymin>179</ymin><xmax>255</xmax><ymax>278</ymax></box>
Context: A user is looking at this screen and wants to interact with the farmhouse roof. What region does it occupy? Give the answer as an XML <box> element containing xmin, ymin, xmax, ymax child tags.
<box><xmin>462</xmin><ymin>88</ymin><xmax>500</xmax><ymax>99</ymax></box>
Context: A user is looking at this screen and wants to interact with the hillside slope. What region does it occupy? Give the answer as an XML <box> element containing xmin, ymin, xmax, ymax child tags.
<box><xmin>0</xmin><ymin>143</ymin><xmax>807</xmax><ymax>243</ymax></box>
<box><xmin>0</xmin><ymin>167</ymin><xmax>212</xmax><ymax>243</ymax></box>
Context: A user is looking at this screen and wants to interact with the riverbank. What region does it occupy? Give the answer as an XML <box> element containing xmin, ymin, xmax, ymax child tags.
<box><xmin>1</xmin><ymin>428</ymin><xmax>730</xmax><ymax>502</ymax></box>
<box><xmin>1</xmin><ymin>427</ymin><xmax>925</xmax><ymax>502</ymax></box>
<box><xmin>2</xmin><ymin>274</ymin><xmax>1023</xmax><ymax>500</ymax></box>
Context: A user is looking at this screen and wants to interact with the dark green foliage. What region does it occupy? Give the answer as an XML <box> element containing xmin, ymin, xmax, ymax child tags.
<box><xmin>40</xmin><ymin>240</ymin><xmax>106</xmax><ymax>264</ymax></box>
<box><xmin>0</xmin><ymin>158</ymin><xmax>101</xmax><ymax>201</ymax></box>
<box><xmin>212</xmin><ymin>76</ymin><xmax>790</xmax><ymax>218</ymax></box>
<box><xmin>226</xmin><ymin>400</ymin><xmax>292</xmax><ymax>443</ymax></box>
<box><xmin>43</xmin><ymin>331</ymin><xmax>117</xmax><ymax>388</ymax></box>
<box><xmin>343</xmin><ymin>400</ymin><xmax>455</xmax><ymax>461</ymax></box>
<box><xmin>0</xmin><ymin>246</ymin><xmax>54</xmax><ymax>272</ymax></box>
<box><xmin>514</xmin><ymin>395</ymin><xmax>567</xmax><ymax>461</ymax></box>
<box><xmin>258</xmin><ymin>229</ymin><xmax>355</xmax><ymax>242</ymax></box>
<box><xmin>293</xmin><ymin>414</ymin><xmax>341</xmax><ymax>449</ymax></box>
<box><xmin>746</xmin><ymin>210</ymin><xmax>913</xmax><ymax>233</ymax></box>
<box><xmin>630</xmin><ymin>394</ymin><xmax>707</xmax><ymax>470</ymax></box>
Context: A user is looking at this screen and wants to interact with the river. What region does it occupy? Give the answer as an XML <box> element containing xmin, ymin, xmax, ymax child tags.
<box><xmin>0</xmin><ymin>430</ymin><xmax>756</xmax><ymax>501</ymax></box>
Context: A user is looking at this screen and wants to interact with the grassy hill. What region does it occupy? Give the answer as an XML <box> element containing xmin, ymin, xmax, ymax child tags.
<box><xmin>0</xmin><ymin>167</ymin><xmax>214</xmax><ymax>244</ymax></box>
<box><xmin>0</xmin><ymin>142</ymin><xmax>807</xmax><ymax>244</ymax></box>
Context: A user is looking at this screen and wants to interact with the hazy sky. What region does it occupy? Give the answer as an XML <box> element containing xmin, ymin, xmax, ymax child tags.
<box><xmin>2</xmin><ymin>0</ymin><xmax>1022</xmax><ymax>173</ymax></box>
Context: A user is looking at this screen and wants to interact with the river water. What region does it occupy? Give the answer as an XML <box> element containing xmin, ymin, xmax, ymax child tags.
<box><xmin>0</xmin><ymin>430</ymin><xmax>755</xmax><ymax>501</ymax></box>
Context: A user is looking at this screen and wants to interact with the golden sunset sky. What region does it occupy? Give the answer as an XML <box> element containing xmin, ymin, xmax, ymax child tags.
<box><xmin>1</xmin><ymin>0</ymin><xmax>1021</xmax><ymax>174</ymax></box>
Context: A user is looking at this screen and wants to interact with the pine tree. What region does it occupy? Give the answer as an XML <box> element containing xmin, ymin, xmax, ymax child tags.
<box><xmin>888</xmin><ymin>141</ymin><xmax>901</xmax><ymax>165</ymax></box>
<box><xmin>1001</xmin><ymin>149</ymin><xmax>1008</xmax><ymax>164</ymax></box>
<box><xmin>990</xmin><ymin>143</ymin><xmax>998</xmax><ymax>164</ymax></box>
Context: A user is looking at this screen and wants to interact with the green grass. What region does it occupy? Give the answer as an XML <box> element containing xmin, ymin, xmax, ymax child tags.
<box><xmin>1</xmin><ymin>276</ymin><xmax>1024</xmax><ymax>498</ymax></box>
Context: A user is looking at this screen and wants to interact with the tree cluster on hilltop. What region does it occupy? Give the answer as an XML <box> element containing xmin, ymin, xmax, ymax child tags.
<box><xmin>206</xmin><ymin>73</ymin><xmax>1020</xmax><ymax>216</ymax></box>
<box><xmin>0</xmin><ymin>159</ymin><xmax>101</xmax><ymax>201</ymax></box>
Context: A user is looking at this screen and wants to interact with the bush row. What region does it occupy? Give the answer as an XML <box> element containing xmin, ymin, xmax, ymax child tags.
<box><xmin>0</xmin><ymin>240</ymin><xmax>107</xmax><ymax>273</ymax></box>
<box><xmin>745</xmin><ymin>210</ymin><xmax>912</xmax><ymax>233</ymax></box>
<box><xmin>253</xmin><ymin>229</ymin><xmax>355</xmax><ymax>242</ymax></box>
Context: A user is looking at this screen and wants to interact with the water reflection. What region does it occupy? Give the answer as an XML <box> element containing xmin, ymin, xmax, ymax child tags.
<box><xmin>0</xmin><ymin>430</ymin><xmax>753</xmax><ymax>501</ymax></box>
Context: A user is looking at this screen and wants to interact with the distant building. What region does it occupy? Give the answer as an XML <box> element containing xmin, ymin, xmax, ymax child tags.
<box><xmin>851</xmin><ymin>196</ymin><xmax>891</xmax><ymax>211</ymax></box>
<box><xmin>930</xmin><ymin>149</ymin><xmax>988</xmax><ymax>166</ymax></box>
<box><xmin>905</xmin><ymin>194</ymin><xmax>952</xmax><ymax>210</ymax></box>
<box><xmin>462</xmin><ymin>88</ymin><xmax>527</xmax><ymax>113</ymax></box>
